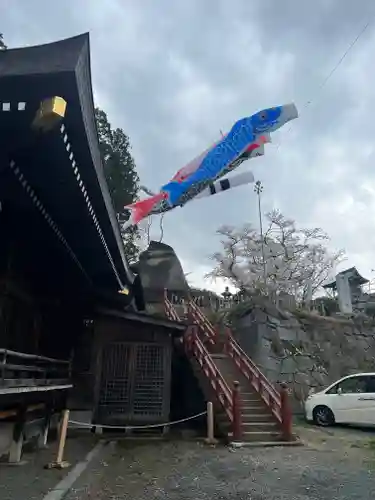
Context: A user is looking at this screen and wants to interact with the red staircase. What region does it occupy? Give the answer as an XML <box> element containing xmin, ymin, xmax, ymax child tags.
<box><xmin>164</xmin><ymin>290</ymin><xmax>293</xmax><ymax>443</ymax></box>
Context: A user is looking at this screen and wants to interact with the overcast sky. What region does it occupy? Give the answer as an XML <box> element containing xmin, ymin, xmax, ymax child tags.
<box><xmin>3</xmin><ymin>0</ymin><xmax>375</xmax><ymax>292</ymax></box>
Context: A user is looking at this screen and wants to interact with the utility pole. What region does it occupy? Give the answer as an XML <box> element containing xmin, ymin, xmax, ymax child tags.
<box><xmin>254</xmin><ymin>180</ymin><xmax>267</xmax><ymax>292</ymax></box>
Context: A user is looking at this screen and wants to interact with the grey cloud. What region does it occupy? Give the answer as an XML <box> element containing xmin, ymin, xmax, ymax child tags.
<box><xmin>3</xmin><ymin>0</ymin><xmax>375</xmax><ymax>286</ymax></box>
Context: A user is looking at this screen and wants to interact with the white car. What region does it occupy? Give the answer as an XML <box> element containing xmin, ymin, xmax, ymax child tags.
<box><xmin>304</xmin><ymin>372</ymin><xmax>375</xmax><ymax>427</ymax></box>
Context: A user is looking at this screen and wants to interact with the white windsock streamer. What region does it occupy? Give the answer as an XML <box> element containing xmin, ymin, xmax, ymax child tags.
<box><xmin>194</xmin><ymin>170</ymin><xmax>255</xmax><ymax>200</ymax></box>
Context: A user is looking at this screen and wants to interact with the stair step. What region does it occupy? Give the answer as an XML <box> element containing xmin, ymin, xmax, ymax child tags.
<box><xmin>242</xmin><ymin>431</ymin><xmax>281</xmax><ymax>442</ymax></box>
<box><xmin>187</xmin><ymin>332</ymin><xmax>282</xmax><ymax>439</ymax></box>
<box><xmin>227</xmin><ymin>430</ymin><xmax>281</xmax><ymax>441</ymax></box>
<box><xmin>241</xmin><ymin>405</ymin><xmax>266</xmax><ymax>411</ymax></box>
<box><xmin>242</xmin><ymin>413</ymin><xmax>275</xmax><ymax>422</ymax></box>
<box><xmin>230</xmin><ymin>441</ymin><xmax>300</xmax><ymax>448</ymax></box>
<box><xmin>242</xmin><ymin>409</ymin><xmax>268</xmax><ymax>415</ymax></box>
<box><xmin>241</xmin><ymin>422</ymin><xmax>278</xmax><ymax>431</ymax></box>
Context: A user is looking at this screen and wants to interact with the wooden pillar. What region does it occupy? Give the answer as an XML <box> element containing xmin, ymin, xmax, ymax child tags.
<box><xmin>280</xmin><ymin>383</ymin><xmax>293</xmax><ymax>441</ymax></box>
<box><xmin>232</xmin><ymin>380</ymin><xmax>242</xmax><ymax>442</ymax></box>
<box><xmin>56</xmin><ymin>409</ymin><xmax>69</xmax><ymax>465</ymax></box>
<box><xmin>224</xmin><ymin>327</ymin><xmax>231</xmax><ymax>354</ymax></box>
<box><xmin>214</xmin><ymin>326</ymin><xmax>219</xmax><ymax>345</ymax></box>
<box><xmin>192</xmin><ymin>325</ymin><xmax>198</xmax><ymax>343</ymax></box>
<box><xmin>45</xmin><ymin>409</ymin><xmax>71</xmax><ymax>469</ymax></box>
<box><xmin>94</xmin><ymin>425</ymin><xmax>103</xmax><ymax>435</ymax></box>
<box><xmin>38</xmin><ymin>405</ymin><xmax>52</xmax><ymax>449</ymax></box>
<box><xmin>205</xmin><ymin>401</ymin><xmax>217</xmax><ymax>444</ymax></box>
<box><xmin>8</xmin><ymin>406</ymin><xmax>26</xmax><ymax>464</ymax></box>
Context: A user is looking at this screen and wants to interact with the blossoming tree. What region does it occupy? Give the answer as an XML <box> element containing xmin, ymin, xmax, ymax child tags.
<box><xmin>207</xmin><ymin>209</ymin><xmax>345</xmax><ymax>301</ymax></box>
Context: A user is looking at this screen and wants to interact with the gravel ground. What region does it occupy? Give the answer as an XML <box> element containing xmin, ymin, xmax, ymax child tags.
<box><xmin>64</xmin><ymin>426</ymin><xmax>375</xmax><ymax>500</ymax></box>
<box><xmin>0</xmin><ymin>433</ymin><xmax>99</xmax><ymax>500</ymax></box>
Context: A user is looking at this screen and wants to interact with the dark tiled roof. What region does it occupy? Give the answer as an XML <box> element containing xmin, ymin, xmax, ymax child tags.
<box><xmin>323</xmin><ymin>266</ymin><xmax>369</xmax><ymax>289</ymax></box>
<box><xmin>0</xmin><ymin>34</ymin><xmax>88</xmax><ymax>76</ymax></box>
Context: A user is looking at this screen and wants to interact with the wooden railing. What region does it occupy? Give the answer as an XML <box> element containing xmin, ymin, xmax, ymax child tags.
<box><xmin>164</xmin><ymin>289</ymin><xmax>181</xmax><ymax>322</ymax></box>
<box><xmin>185</xmin><ymin>325</ymin><xmax>234</xmax><ymax>422</ymax></box>
<box><xmin>164</xmin><ymin>289</ymin><xmax>292</xmax><ymax>440</ymax></box>
<box><xmin>188</xmin><ymin>299</ymin><xmax>217</xmax><ymax>345</ymax></box>
<box><xmin>225</xmin><ymin>331</ymin><xmax>282</xmax><ymax>422</ymax></box>
<box><xmin>0</xmin><ymin>348</ymin><xmax>71</xmax><ymax>388</ymax></box>
<box><xmin>164</xmin><ymin>292</ymin><xmax>241</xmax><ymax>439</ymax></box>
<box><xmin>188</xmin><ymin>302</ymin><xmax>293</xmax><ymax>440</ymax></box>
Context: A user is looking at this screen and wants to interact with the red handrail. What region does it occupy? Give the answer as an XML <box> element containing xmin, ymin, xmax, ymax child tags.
<box><xmin>226</xmin><ymin>332</ymin><xmax>282</xmax><ymax>423</ymax></box>
<box><xmin>189</xmin><ymin>299</ymin><xmax>216</xmax><ymax>344</ymax></box>
<box><xmin>185</xmin><ymin>325</ymin><xmax>233</xmax><ymax>422</ymax></box>
<box><xmin>187</xmin><ymin>298</ymin><xmax>284</xmax><ymax>425</ymax></box>
<box><xmin>164</xmin><ymin>289</ymin><xmax>181</xmax><ymax>322</ymax></box>
<box><xmin>163</xmin><ymin>292</ymin><xmax>238</xmax><ymax>433</ymax></box>
<box><xmin>164</xmin><ymin>291</ymin><xmax>293</xmax><ymax>440</ymax></box>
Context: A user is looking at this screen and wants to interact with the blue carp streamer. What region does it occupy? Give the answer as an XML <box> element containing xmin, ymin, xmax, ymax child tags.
<box><xmin>162</xmin><ymin>104</ymin><xmax>298</xmax><ymax>207</ymax></box>
<box><xmin>123</xmin><ymin>103</ymin><xmax>298</xmax><ymax>229</ymax></box>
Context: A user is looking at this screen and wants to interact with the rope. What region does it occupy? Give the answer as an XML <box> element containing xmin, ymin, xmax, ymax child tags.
<box><xmin>146</xmin><ymin>215</ymin><xmax>152</xmax><ymax>245</ymax></box>
<box><xmin>68</xmin><ymin>410</ymin><xmax>207</xmax><ymax>430</ymax></box>
<box><xmin>274</xmin><ymin>13</ymin><xmax>374</xmax><ymax>151</ymax></box>
<box><xmin>159</xmin><ymin>213</ymin><xmax>165</xmax><ymax>243</ymax></box>
<box><xmin>306</xmin><ymin>16</ymin><xmax>374</xmax><ymax>107</ymax></box>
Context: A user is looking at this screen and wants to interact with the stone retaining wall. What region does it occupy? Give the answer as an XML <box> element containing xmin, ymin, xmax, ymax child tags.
<box><xmin>231</xmin><ymin>300</ymin><xmax>375</xmax><ymax>412</ymax></box>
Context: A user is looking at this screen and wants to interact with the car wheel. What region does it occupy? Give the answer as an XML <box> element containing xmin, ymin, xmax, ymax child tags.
<box><xmin>313</xmin><ymin>405</ymin><xmax>335</xmax><ymax>426</ymax></box>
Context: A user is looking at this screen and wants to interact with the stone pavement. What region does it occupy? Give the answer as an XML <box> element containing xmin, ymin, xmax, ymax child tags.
<box><xmin>0</xmin><ymin>433</ymin><xmax>99</xmax><ymax>500</ymax></box>
<box><xmin>2</xmin><ymin>425</ymin><xmax>375</xmax><ymax>499</ymax></box>
<box><xmin>63</xmin><ymin>429</ymin><xmax>375</xmax><ymax>500</ymax></box>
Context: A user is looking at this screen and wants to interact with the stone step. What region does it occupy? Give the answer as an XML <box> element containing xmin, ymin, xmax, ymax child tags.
<box><xmin>241</xmin><ymin>405</ymin><xmax>267</xmax><ymax>412</ymax></box>
<box><xmin>241</xmin><ymin>422</ymin><xmax>279</xmax><ymax>432</ymax></box>
<box><xmin>241</xmin><ymin>395</ymin><xmax>262</xmax><ymax>402</ymax></box>
<box><xmin>241</xmin><ymin>409</ymin><xmax>269</xmax><ymax>416</ymax></box>
<box><xmin>221</xmin><ymin>417</ymin><xmax>277</xmax><ymax>428</ymax></box>
<box><xmin>241</xmin><ymin>413</ymin><xmax>275</xmax><ymax>422</ymax></box>
<box><xmin>230</xmin><ymin>441</ymin><xmax>301</xmax><ymax>448</ymax></box>
<box><xmin>241</xmin><ymin>405</ymin><xmax>265</xmax><ymax>411</ymax></box>
<box><xmin>227</xmin><ymin>429</ymin><xmax>281</xmax><ymax>441</ymax></box>
<box><xmin>242</xmin><ymin>431</ymin><xmax>281</xmax><ymax>442</ymax></box>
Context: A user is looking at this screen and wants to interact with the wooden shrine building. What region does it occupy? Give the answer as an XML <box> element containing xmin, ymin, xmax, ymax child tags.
<box><xmin>0</xmin><ymin>33</ymin><xmax>187</xmax><ymax>461</ymax></box>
